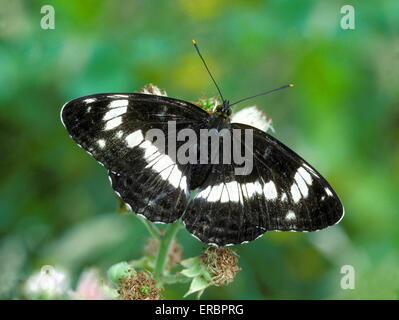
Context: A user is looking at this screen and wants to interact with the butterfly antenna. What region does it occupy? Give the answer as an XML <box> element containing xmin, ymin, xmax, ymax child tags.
<box><xmin>192</xmin><ymin>40</ymin><xmax>225</xmax><ymax>102</ymax></box>
<box><xmin>230</xmin><ymin>84</ymin><xmax>294</xmax><ymax>107</ymax></box>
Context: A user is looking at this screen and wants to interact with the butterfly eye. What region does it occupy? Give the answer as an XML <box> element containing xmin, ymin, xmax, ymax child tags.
<box><xmin>227</xmin><ymin>109</ymin><xmax>232</xmax><ymax>116</ymax></box>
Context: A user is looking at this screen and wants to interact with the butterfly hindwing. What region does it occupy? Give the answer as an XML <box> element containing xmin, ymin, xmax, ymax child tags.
<box><xmin>183</xmin><ymin>123</ymin><xmax>344</xmax><ymax>246</ymax></box>
<box><xmin>61</xmin><ymin>93</ymin><xmax>209</xmax><ymax>223</ymax></box>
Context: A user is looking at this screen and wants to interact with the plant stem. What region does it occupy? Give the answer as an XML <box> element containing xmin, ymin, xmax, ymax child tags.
<box><xmin>154</xmin><ymin>220</ymin><xmax>182</xmax><ymax>282</ymax></box>
<box><xmin>138</xmin><ymin>216</ymin><xmax>162</xmax><ymax>241</ymax></box>
<box><xmin>160</xmin><ymin>274</ymin><xmax>191</xmax><ymax>285</ymax></box>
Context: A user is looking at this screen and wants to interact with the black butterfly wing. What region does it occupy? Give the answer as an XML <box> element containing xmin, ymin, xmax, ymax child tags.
<box><xmin>183</xmin><ymin>123</ymin><xmax>344</xmax><ymax>246</ymax></box>
<box><xmin>61</xmin><ymin>93</ymin><xmax>209</xmax><ymax>223</ymax></box>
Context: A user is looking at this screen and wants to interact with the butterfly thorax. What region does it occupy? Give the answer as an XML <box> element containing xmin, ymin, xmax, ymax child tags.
<box><xmin>208</xmin><ymin>100</ymin><xmax>232</xmax><ymax>130</ymax></box>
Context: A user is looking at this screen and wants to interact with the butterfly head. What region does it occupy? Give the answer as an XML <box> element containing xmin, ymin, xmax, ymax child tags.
<box><xmin>214</xmin><ymin>100</ymin><xmax>232</xmax><ymax>119</ymax></box>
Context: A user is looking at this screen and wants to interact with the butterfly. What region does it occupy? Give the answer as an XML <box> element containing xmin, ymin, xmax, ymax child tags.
<box><xmin>61</xmin><ymin>41</ymin><xmax>344</xmax><ymax>246</ymax></box>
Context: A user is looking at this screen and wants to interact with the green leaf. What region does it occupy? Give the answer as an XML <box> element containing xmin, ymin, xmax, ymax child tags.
<box><xmin>107</xmin><ymin>262</ymin><xmax>134</xmax><ymax>284</ymax></box>
<box><xmin>184</xmin><ymin>275</ymin><xmax>211</xmax><ymax>298</ymax></box>
<box><xmin>130</xmin><ymin>256</ymin><xmax>155</xmax><ymax>271</ymax></box>
<box><xmin>181</xmin><ymin>261</ymin><xmax>202</xmax><ymax>277</ymax></box>
<box><xmin>197</xmin><ymin>96</ymin><xmax>219</xmax><ymax>112</ymax></box>
<box><xmin>181</xmin><ymin>256</ymin><xmax>213</xmax><ymax>298</ymax></box>
<box><xmin>180</xmin><ymin>256</ymin><xmax>201</xmax><ymax>269</ymax></box>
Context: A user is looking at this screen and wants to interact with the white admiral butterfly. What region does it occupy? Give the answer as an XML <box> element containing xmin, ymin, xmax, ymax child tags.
<box><xmin>61</xmin><ymin>41</ymin><xmax>344</xmax><ymax>246</ymax></box>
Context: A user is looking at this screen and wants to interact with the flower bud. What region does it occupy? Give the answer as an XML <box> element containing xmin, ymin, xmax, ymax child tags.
<box><xmin>201</xmin><ymin>246</ymin><xmax>241</xmax><ymax>286</ymax></box>
<box><xmin>118</xmin><ymin>270</ymin><xmax>163</xmax><ymax>300</ymax></box>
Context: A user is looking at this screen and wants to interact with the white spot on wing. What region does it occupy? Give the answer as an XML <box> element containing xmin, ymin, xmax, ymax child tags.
<box><xmin>245</xmin><ymin>182</ymin><xmax>257</xmax><ymax>197</ymax></box>
<box><xmin>220</xmin><ymin>184</ymin><xmax>230</xmax><ymax>203</ymax></box>
<box><xmin>141</xmin><ymin>140</ymin><xmax>158</xmax><ymax>158</ymax></box>
<box><xmin>159</xmin><ymin>164</ymin><xmax>174</xmax><ymax>182</ymax></box>
<box><xmin>225</xmin><ymin>181</ymin><xmax>240</xmax><ymax>202</ymax></box>
<box><xmin>103</xmin><ymin>106</ymin><xmax>127</xmax><ymax>121</ymax></box>
<box><xmin>197</xmin><ymin>185</ymin><xmax>212</xmax><ymax>199</ymax></box>
<box><xmin>290</xmin><ymin>183</ymin><xmax>301</xmax><ymax>203</ymax></box>
<box><xmin>198</xmin><ymin>181</ymin><xmax>246</xmax><ymax>204</ymax></box>
<box><xmin>151</xmin><ymin>154</ymin><xmax>174</xmax><ymax>174</ymax></box>
<box><xmin>125</xmin><ymin>130</ymin><xmax>143</xmax><ymax>148</ymax></box>
<box><xmin>165</xmin><ymin>165</ymin><xmax>182</xmax><ymax>189</ymax></box>
<box><xmin>109</xmin><ymin>99</ymin><xmax>129</xmax><ymax>109</ymax></box>
<box><xmin>285</xmin><ymin>210</ymin><xmax>296</xmax><ymax>221</ymax></box>
<box><xmin>140</xmin><ymin>142</ymin><xmax>187</xmax><ymax>191</ymax></box>
<box><xmin>84</xmin><ymin>98</ymin><xmax>96</xmax><ymax>104</ymax></box>
<box><xmin>144</xmin><ymin>151</ymin><xmax>161</xmax><ymax>166</ymax></box>
<box><xmin>281</xmin><ymin>193</ymin><xmax>287</xmax><ymax>202</ymax></box>
<box><xmin>97</xmin><ymin>139</ymin><xmax>106</xmax><ymax>149</ymax></box>
<box><xmin>208</xmin><ymin>184</ymin><xmax>223</xmax><ymax>202</ymax></box>
<box><xmin>294</xmin><ymin>172</ymin><xmax>308</xmax><ymax>198</ymax></box>
<box><xmin>325</xmin><ymin>187</ymin><xmax>333</xmax><ymax>197</ymax></box>
<box><xmin>180</xmin><ymin>175</ymin><xmax>187</xmax><ymax>191</ymax></box>
<box><xmin>104</xmin><ymin>116</ymin><xmax>122</xmax><ymax>130</ymax></box>
<box><xmin>298</xmin><ymin>167</ymin><xmax>313</xmax><ymax>185</ymax></box>
<box><xmin>263</xmin><ymin>181</ymin><xmax>277</xmax><ymax>200</ymax></box>
<box><xmin>254</xmin><ymin>181</ymin><xmax>263</xmax><ymax>194</ymax></box>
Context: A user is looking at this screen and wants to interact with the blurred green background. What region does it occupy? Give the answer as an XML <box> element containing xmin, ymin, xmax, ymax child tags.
<box><xmin>0</xmin><ymin>0</ymin><xmax>398</xmax><ymax>299</ymax></box>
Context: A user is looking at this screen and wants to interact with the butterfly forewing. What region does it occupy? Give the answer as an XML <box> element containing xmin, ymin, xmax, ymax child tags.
<box><xmin>61</xmin><ymin>93</ymin><xmax>209</xmax><ymax>223</ymax></box>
